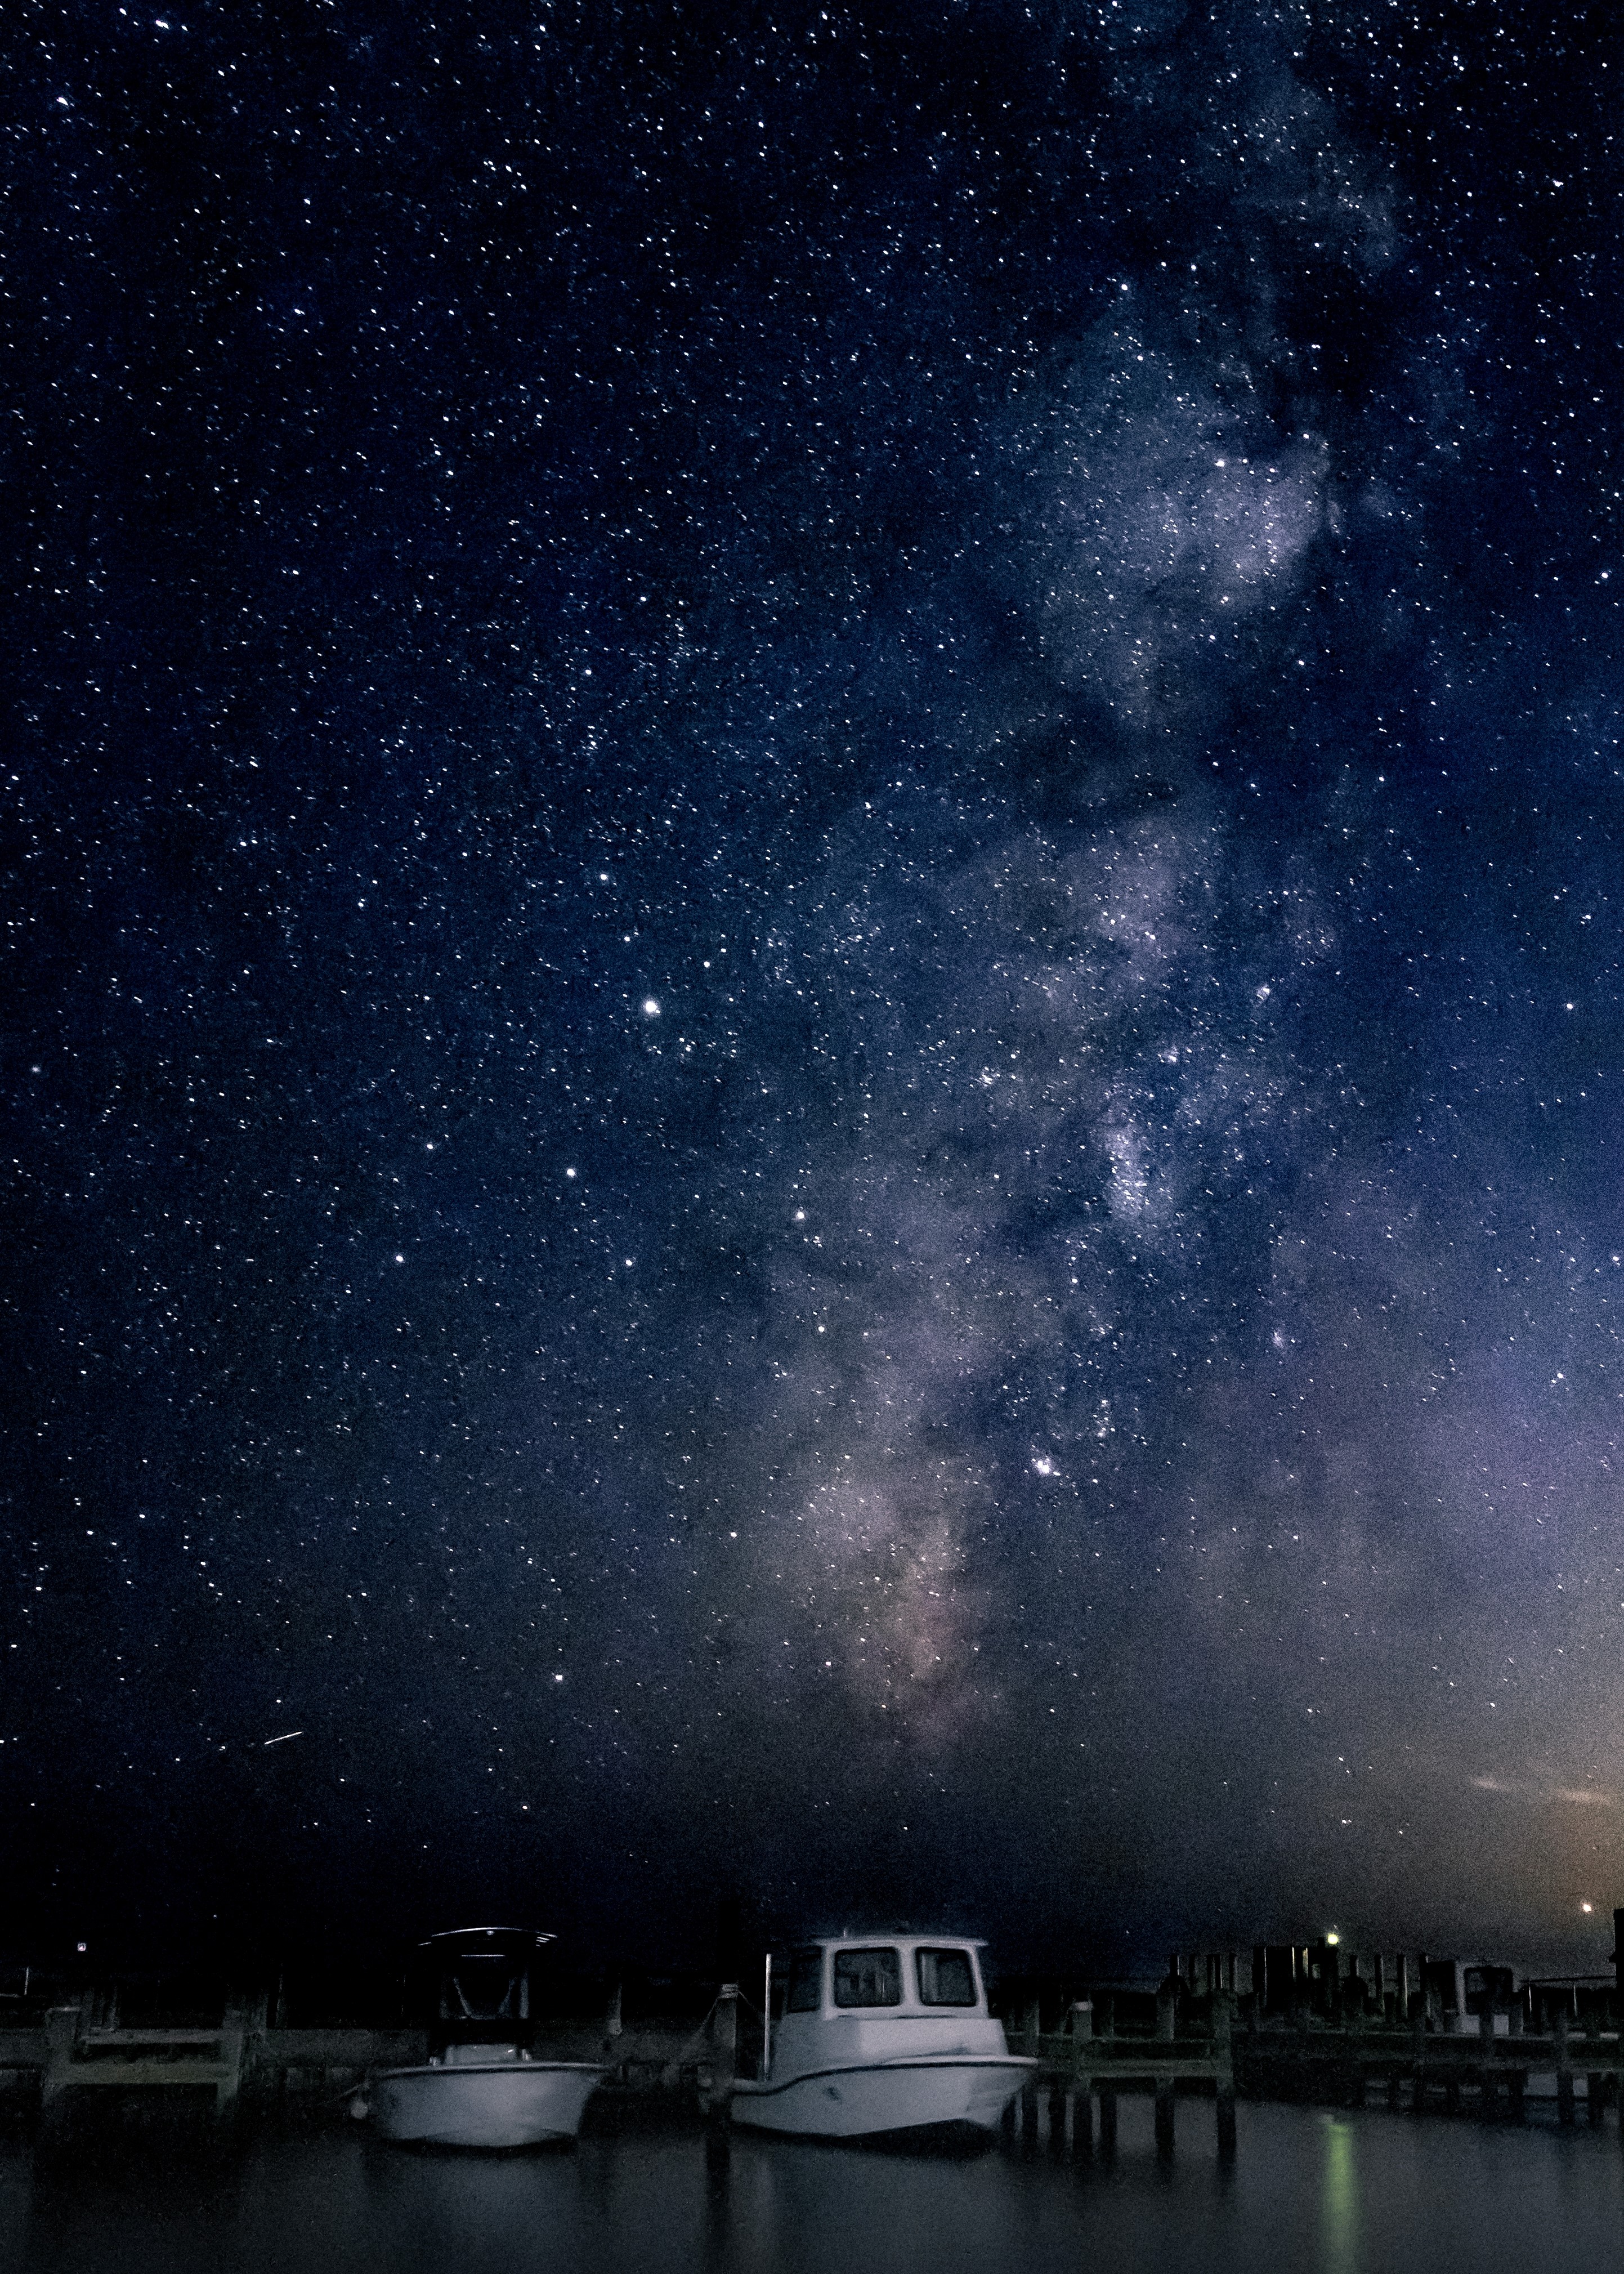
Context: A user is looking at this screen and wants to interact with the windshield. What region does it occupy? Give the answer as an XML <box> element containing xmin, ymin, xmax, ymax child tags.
<box><xmin>443</xmin><ymin>1954</ymin><xmax>524</xmax><ymax>2021</ymax></box>
<box><xmin>786</xmin><ymin>1948</ymin><xmax>823</xmax><ymax>2012</ymax></box>
<box><xmin>915</xmin><ymin>1947</ymin><xmax>978</xmax><ymax>2006</ymax></box>
<box><xmin>833</xmin><ymin>1947</ymin><xmax>902</xmax><ymax>2008</ymax></box>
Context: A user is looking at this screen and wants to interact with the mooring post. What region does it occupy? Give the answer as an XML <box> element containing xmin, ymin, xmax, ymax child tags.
<box><xmin>1410</xmin><ymin>2005</ymin><xmax>1428</xmax><ymax>2113</ymax></box>
<box><xmin>1214</xmin><ymin>1987</ymin><xmax>1237</xmax><ymax>2164</ymax></box>
<box><xmin>703</xmin><ymin>1983</ymin><xmax>737</xmax><ymax>2124</ymax></box>
<box><xmin>1069</xmin><ymin>2000</ymin><xmax>1093</xmax><ymax>2156</ymax></box>
<box><xmin>1581</xmin><ymin>2005</ymin><xmax>1604</xmax><ymax>2127</ymax></box>
<box><xmin>1155</xmin><ymin>2079</ymin><xmax>1176</xmax><ymax>2159</ymax></box>
<box><xmin>217</xmin><ymin>1996</ymin><xmax>250</xmax><ymax>2119</ymax></box>
<box><xmin>1156</xmin><ymin>1964</ymin><xmax>1178</xmax><ymax>2043</ymax></box>
<box><xmin>1021</xmin><ymin>1996</ymin><xmax>1041</xmax><ymax>2143</ymax></box>
<box><xmin>1554</xmin><ymin>2005</ymin><xmax>1574</xmax><ymax>2126</ymax></box>
<box><xmin>41</xmin><ymin>2003</ymin><xmax>82</xmax><ymax>2112</ymax></box>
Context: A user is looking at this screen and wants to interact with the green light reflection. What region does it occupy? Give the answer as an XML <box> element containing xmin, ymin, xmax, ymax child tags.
<box><xmin>1322</xmin><ymin>2116</ymin><xmax>1359</xmax><ymax>2274</ymax></box>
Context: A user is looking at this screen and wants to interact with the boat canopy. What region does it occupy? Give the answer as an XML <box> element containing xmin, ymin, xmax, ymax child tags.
<box><xmin>407</xmin><ymin>1928</ymin><xmax>556</xmax><ymax>2042</ymax></box>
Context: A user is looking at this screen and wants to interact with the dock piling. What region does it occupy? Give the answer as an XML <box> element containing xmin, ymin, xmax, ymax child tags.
<box><xmin>1153</xmin><ymin>2080</ymin><xmax>1176</xmax><ymax>2159</ymax></box>
<box><xmin>701</xmin><ymin>1983</ymin><xmax>737</xmax><ymax>2124</ymax></box>
<box><xmin>1214</xmin><ymin>1989</ymin><xmax>1237</xmax><ymax>2163</ymax></box>
<box><xmin>1069</xmin><ymin>2000</ymin><xmax>1093</xmax><ymax>2158</ymax></box>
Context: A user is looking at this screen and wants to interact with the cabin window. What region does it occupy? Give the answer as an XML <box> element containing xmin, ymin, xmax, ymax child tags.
<box><xmin>445</xmin><ymin>1956</ymin><xmax>521</xmax><ymax>2021</ymax></box>
<box><xmin>833</xmin><ymin>1947</ymin><xmax>902</xmax><ymax>2008</ymax></box>
<box><xmin>786</xmin><ymin>1949</ymin><xmax>824</xmax><ymax>2012</ymax></box>
<box><xmin>915</xmin><ymin>1948</ymin><xmax>978</xmax><ymax>2007</ymax></box>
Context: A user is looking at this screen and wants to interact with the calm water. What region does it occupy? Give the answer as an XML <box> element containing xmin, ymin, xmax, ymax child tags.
<box><xmin>2</xmin><ymin>2102</ymin><xmax>1621</xmax><ymax>2274</ymax></box>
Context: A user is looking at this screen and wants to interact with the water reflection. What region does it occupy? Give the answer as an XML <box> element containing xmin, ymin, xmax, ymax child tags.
<box><xmin>3</xmin><ymin>2105</ymin><xmax>1623</xmax><ymax>2274</ymax></box>
<box><xmin>1320</xmin><ymin>2119</ymin><xmax>1358</xmax><ymax>2274</ymax></box>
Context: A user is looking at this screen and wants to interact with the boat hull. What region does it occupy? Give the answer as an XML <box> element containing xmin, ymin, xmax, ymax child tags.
<box><xmin>370</xmin><ymin>2061</ymin><xmax>604</xmax><ymax>2148</ymax></box>
<box><xmin>730</xmin><ymin>2056</ymin><xmax>1035</xmax><ymax>2140</ymax></box>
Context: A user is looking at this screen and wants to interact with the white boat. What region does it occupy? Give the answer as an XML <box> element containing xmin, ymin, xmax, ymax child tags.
<box><xmin>367</xmin><ymin>1927</ymin><xmax>604</xmax><ymax>2149</ymax></box>
<box><xmin>728</xmin><ymin>1935</ymin><xmax>1035</xmax><ymax>2141</ymax></box>
<box><xmin>369</xmin><ymin>2044</ymin><xmax>604</xmax><ymax>2148</ymax></box>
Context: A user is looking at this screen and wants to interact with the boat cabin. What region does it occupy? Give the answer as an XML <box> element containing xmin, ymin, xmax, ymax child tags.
<box><xmin>778</xmin><ymin>1937</ymin><xmax>989</xmax><ymax>2021</ymax></box>
<box><xmin>734</xmin><ymin>1932</ymin><xmax>1028</xmax><ymax>2135</ymax></box>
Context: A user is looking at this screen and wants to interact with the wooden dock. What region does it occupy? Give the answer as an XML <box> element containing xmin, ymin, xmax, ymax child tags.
<box><xmin>1004</xmin><ymin>1991</ymin><xmax>1624</xmax><ymax>2161</ymax></box>
<box><xmin>1005</xmin><ymin>1985</ymin><xmax>1240</xmax><ymax>2161</ymax></box>
<box><xmin>0</xmin><ymin>1994</ymin><xmax>424</xmax><ymax>2126</ymax></box>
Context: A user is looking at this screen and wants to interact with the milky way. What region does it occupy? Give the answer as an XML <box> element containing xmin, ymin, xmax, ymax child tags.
<box><xmin>5</xmin><ymin>0</ymin><xmax>1623</xmax><ymax>1975</ymax></box>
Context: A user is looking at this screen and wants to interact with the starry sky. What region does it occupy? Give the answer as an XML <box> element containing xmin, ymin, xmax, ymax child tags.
<box><xmin>6</xmin><ymin>0</ymin><xmax>1624</xmax><ymax>1981</ymax></box>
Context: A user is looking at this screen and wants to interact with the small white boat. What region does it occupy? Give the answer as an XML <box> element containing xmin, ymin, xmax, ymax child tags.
<box><xmin>368</xmin><ymin>1927</ymin><xmax>603</xmax><ymax>2149</ymax></box>
<box><xmin>728</xmin><ymin>1935</ymin><xmax>1034</xmax><ymax>2142</ymax></box>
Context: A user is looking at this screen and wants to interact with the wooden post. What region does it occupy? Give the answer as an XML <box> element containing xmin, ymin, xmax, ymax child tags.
<box><xmin>1156</xmin><ymin>1971</ymin><xmax>1178</xmax><ymax>2043</ymax></box>
<box><xmin>1555</xmin><ymin>2006</ymin><xmax>1574</xmax><ymax>2127</ymax></box>
<box><xmin>1072</xmin><ymin>2093</ymin><xmax>1094</xmax><ymax>2156</ymax></box>
<box><xmin>1021</xmin><ymin>1997</ymin><xmax>1041</xmax><ymax>2143</ymax></box>
<box><xmin>704</xmin><ymin>1983</ymin><xmax>737</xmax><ymax>2123</ymax></box>
<box><xmin>1214</xmin><ymin>1988</ymin><xmax>1237</xmax><ymax>2164</ymax></box>
<box><xmin>217</xmin><ymin>1998</ymin><xmax>249</xmax><ymax>2119</ymax></box>
<box><xmin>1155</xmin><ymin>2080</ymin><xmax>1176</xmax><ymax>2159</ymax></box>
<box><xmin>1344</xmin><ymin>1971</ymin><xmax>1367</xmax><ymax>2108</ymax></box>
<box><xmin>1048</xmin><ymin>2084</ymin><xmax>1068</xmax><ymax>2152</ymax></box>
<box><xmin>41</xmin><ymin>2003</ymin><xmax>82</xmax><ymax>2112</ymax></box>
<box><xmin>1583</xmin><ymin>2004</ymin><xmax>1604</xmax><ymax>2129</ymax></box>
<box><xmin>1070</xmin><ymin>2001</ymin><xmax>1094</xmax><ymax>2157</ymax></box>
<box><xmin>1410</xmin><ymin>2005</ymin><xmax>1428</xmax><ymax>2112</ymax></box>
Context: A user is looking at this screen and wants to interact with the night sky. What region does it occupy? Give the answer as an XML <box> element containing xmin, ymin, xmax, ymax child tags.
<box><xmin>6</xmin><ymin>0</ymin><xmax>1624</xmax><ymax>1983</ymax></box>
